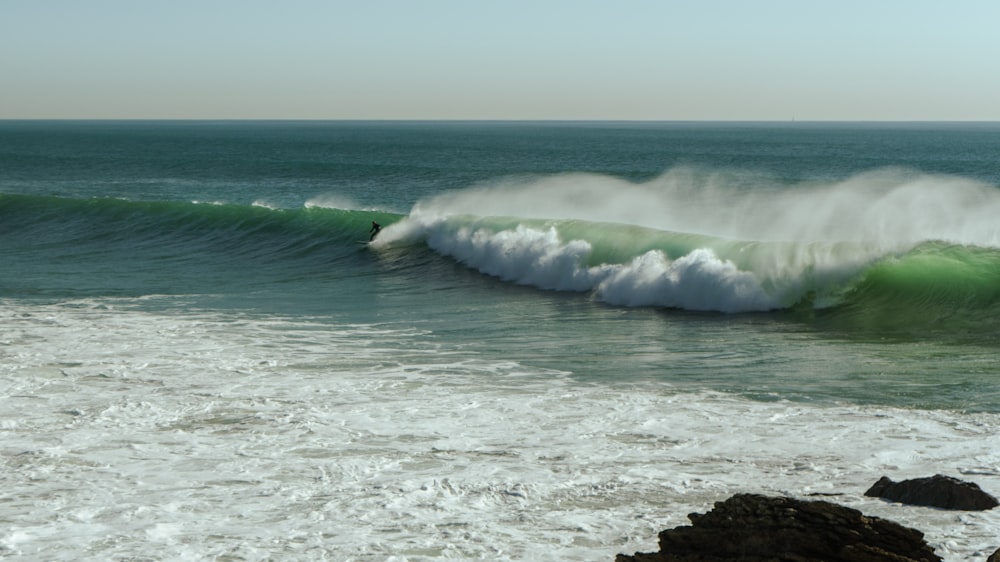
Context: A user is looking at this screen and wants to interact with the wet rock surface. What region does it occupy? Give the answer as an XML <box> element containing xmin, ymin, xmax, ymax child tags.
<box><xmin>616</xmin><ymin>493</ymin><xmax>942</xmax><ymax>562</ymax></box>
<box><xmin>864</xmin><ymin>474</ymin><xmax>999</xmax><ymax>511</ymax></box>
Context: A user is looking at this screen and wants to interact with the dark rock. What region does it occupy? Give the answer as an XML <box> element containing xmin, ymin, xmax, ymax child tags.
<box><xmin>988</xmin><ymin>547</ymin><xmax>1000</xmax><ymax>562</ymax></box>
<box><xmin>616</xmin><ymin>493</ymin><xmax>941</xmax><ymax>562</ymax></box>
<box><xmin>865</xmin><ymin>474</ymin><xmax>998</xmax><ymax>511</ymax></box>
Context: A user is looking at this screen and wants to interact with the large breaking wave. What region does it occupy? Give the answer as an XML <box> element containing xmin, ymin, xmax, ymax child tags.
<box><xmin>379</xmin><ymin>167</ymin><xmax>1000</xmax><ymax>324</ymax></box>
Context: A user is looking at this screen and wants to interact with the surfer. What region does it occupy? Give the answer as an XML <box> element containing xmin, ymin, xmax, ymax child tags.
<box><xmin>369</xmin><ymin>220</ymin><xmax>382</xmax><ymax>241</ymax></box>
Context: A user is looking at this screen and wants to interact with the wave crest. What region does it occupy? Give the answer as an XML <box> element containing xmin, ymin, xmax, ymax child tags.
<box><xmin>399</xmin><ymin>215</ymin><xmax>778</xmax><ymax>313</ymax></box>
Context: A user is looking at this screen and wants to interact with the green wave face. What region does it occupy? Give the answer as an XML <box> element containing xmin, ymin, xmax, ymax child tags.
<box><xmin>0</xmin><ymin>193</ymin><xmax>403</xmax><ymax>250</ymax></box>
<box><xmin>0</xmin><ymin>193</ymin><xmax>405</xmax><ymax>299</ymax></box>
<box><xmin>819</xmin><ymin>242</ymin><xmax>1000</xmax><ymax>335</ymax></box>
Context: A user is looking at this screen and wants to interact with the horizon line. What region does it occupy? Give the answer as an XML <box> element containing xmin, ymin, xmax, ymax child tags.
<box><xmin>2</xmin><ymin>118</ymin><xmax>999</xmax><ymax>124</ymax></box>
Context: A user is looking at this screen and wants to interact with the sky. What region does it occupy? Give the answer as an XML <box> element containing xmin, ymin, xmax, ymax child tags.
<box><xmin>2</xmin><ymin>0</ymin><xmax>998</xmax><ymax>121</ymax></box>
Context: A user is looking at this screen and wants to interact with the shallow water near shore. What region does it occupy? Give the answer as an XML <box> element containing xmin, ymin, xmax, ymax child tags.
<box><xmin>2</xmin><ymin>121</ymin><xmax>1000</xmax><ymax>560</ymax></box>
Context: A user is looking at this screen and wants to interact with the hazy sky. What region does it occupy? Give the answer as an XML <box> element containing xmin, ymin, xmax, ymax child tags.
<box><xmin>3</xmin><ymin>0</ymin><xmax>998</xmax><ymax>120</ymax></box>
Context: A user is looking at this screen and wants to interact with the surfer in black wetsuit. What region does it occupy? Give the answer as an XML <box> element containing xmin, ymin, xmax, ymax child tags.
<box><xmin>369</xmin><ymin>220</ymin><xmax>382</xmax><ymax>241</ymax></box>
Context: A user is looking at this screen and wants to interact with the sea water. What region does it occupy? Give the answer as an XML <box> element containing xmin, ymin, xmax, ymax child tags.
<box><xmin>2</xmin><ymin>121</ymin><xmax>1000</xmax><ymax>560</ymax></box>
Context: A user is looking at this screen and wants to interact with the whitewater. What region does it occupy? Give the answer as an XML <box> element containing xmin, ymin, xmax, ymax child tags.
<box><xmin>4</xmin><ymin>299</ymin><xmax>1000</xmax><ymax>560</ymax></box>
<box><xmin>2</xmin><ymin>121</ymin><xmax>1000</xmax><ymax>561</ymax></box>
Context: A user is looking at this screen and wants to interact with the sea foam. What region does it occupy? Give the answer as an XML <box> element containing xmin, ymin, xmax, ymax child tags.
<box><xmin>1</xmin><ymin>299</ymin><xmax>998</xmax><ymax>560</ymax></box>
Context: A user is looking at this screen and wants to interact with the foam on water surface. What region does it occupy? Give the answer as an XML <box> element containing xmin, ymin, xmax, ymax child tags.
<box><xmin>1</xmin><ymin>299</ymin><xmax>999</xmax><ymax>561</ymax></box>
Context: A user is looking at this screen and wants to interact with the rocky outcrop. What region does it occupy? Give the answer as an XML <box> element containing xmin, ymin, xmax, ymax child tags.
<box><xmin>616</xmin><ymin>493</ymin><xmax>941</xmax><ymax>562</ymax></box>
<box><xmin>865</xmin><ymin>474</ymin><xmax>998</xmax><ymax>511</ymax></box>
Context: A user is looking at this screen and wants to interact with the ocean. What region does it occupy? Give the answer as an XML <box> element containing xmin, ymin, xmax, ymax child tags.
<box><xmin>1</xmin><ymin>120</ymin><xmax>999</xmax><ymax>561</ymax></box>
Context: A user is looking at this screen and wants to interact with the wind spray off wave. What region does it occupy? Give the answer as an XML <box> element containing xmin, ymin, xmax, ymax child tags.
<box><xmin>383</xmin><ymin>167</ymin><xmax>1000</xmax><ymax>315</ymax></box>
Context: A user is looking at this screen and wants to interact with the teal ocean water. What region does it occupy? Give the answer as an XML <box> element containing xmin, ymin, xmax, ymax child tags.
<box><xmin>2</xmin><ymin>121</ymin><xmax>999</xmax><ymax>560</ymax></box>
